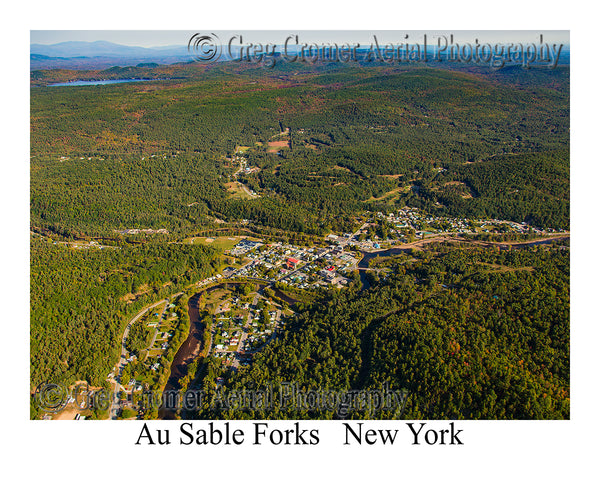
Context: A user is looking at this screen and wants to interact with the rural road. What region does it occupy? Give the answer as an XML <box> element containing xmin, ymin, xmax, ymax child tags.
<box><xmin>107</xmin><ymin>298</ymin><xmax>169</xmax><ymax>419</ymax></box>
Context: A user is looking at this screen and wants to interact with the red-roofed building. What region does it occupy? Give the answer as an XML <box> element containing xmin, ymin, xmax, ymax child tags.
<box><xmin>287</xmin><ymin>258</ymin><xmax>299</xmax><ymax>269</ymax></box>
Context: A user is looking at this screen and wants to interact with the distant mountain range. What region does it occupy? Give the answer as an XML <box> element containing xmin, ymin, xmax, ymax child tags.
<box><xmin>31</xmin><ymin>40</ymin><xmax>190</xmax><ymax>57</ymax></box>
<box><xmin>30</xmin><ymin>41</ymin><xmax>193</xmax><ymax>69</ymax></box>
<box><xmin>31</xmin><ymin>40</ymin><xmax>570</xmax><ymax>71</ymax></box>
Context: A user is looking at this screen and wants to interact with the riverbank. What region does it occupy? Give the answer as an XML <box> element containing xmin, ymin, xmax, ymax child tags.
<box><xmin>357</xmin><ymin>234</ymin><xmax>569</xmax><ymax>290</ymax></box>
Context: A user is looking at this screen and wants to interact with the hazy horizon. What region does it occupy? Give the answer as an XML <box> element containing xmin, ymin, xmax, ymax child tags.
<box><xmin>31</xmin><ymin>30</ymin><xmax>570</xmax><ymax>49</ymax></box>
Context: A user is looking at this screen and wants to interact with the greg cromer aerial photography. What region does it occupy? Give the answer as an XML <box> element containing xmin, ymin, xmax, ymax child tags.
<box><xmin>30</xmin><ymin>30</ymin><xmax>570</xmax><ymax>421</ymax></box>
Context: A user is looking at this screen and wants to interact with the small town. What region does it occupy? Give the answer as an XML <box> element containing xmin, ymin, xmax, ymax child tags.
<box><xmin>36</xmin><ymin>203</ymin><xmax>567</xmax><ymax>421</ymax></box>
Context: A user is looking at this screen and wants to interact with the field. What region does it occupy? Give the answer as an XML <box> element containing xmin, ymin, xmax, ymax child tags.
<box><xmin>224</xmin><ymin>181</ymin><xmax>256</xmax><ymax>199</ymax></box>
<box><xmin>266</xmin><ymin>139</ymin><xmax>290</xmax><ymax>153</ymax></box>
<box><xmin>183</xmin><ymin>235</ymin><xmax>262</xmax><ymax>251</ymax></box>
<box><xmin>30</xmin><ymin>63</ymin><xmax>569</xmax><ymax>239</ymax></box>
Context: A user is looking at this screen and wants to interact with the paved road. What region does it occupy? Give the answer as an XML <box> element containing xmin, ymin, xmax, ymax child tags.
<box><xmin>230</xmin><ymin>292</ymin><xmax>260</xmax><ymax>368</ymax></box>
<box><xmin>107</xmin><ymin>299</ymin><xmax>166</xmax><ymax>418</ymax></box>
<box><xmin>147</xmin><ymin>303</ymin><xmax>168</xmax><ymax>352</ymax></box>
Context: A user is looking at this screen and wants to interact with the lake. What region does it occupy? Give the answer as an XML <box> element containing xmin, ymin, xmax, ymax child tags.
<box><xmin>48</xmin><ymin>79</ymin><xmax>152</xmax><ymax>87</ymax></box>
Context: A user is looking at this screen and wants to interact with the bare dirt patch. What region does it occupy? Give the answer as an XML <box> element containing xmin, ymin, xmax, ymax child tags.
<box><xmin>267</xmin><ymin>139</ymin><xmax>290</xmax><ymax>153</ymax></box>
<box><xmin>52</xmin><ymin>404</ymin><xmax>82</xmax><ymax>420</ymax></box>
<box><xmin>378</xmin><ymin>173</ymin><xmax>404</xmax><ymax>179</ymax></box>
<box><xmin>332</xmin><ymin>165</ymin><xmax>352</xmax><ymax>172</ymax></box>
<box><xmin>367</xmin><ymin>187</ymin><xmax>403</xmax><ymax>202</ymax></box>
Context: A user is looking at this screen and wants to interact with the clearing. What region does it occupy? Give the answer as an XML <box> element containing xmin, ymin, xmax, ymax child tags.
<box><xmin>476</xmin><ymin>262</ymin><xmax>535</xmax><ymax>274</ymax></box>
<box><xmin>442</xmin><ymin>181</ymin><xmax>475</xmax><ymax>199</ymax></box>
<box><xmin>267</xmin><ymin>140</ymin><xmax>290</xmax><ymax>153</ymax></box>
<box><xmin>224</xmin><ymin>181</ymin><xmax>256</xmax><ymax>199</ymax></box>
<box><xmin>183</xmin><ymin>235</ymin><xmax>262</xmax><ymax>251</ymax></box>
<box><xmin>366</xmin><ymin>187</ymin><xmax>404</xmax><ymax>203</ymax></box>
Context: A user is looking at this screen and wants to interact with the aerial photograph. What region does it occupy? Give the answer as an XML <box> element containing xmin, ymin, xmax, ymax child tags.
<box><xmin>30</xmin><ymin>30</ymin><xmax>570</xmax><ymax>421</ymax></box>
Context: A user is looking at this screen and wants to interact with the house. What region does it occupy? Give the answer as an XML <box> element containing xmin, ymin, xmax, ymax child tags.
<box><xmin>286</xmin><ymin>258</ymin><xmax>299</xmax><ymax>269</ymax></box>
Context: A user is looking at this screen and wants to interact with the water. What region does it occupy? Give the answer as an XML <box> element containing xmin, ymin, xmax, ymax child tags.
<box><xmin>358</xmin><ymin>247</ymin><xmax>413</xmax><ymax>290</ymax></box>
<box><xmin>48</xmin><ymin>79</ymin><xmax>152</xmax><ymax>87</ymax></box>
<box><xmin>271</xmin><ymin>288</ymin><xmax>299</xmax><ymax>306</ymax></box>
<box><xmin>356</xmin><ymin>236</ymin><xmax>569</xmax><ymax>290</ymax></box>
<box><xmin>159</xmin><ymin>281</ymin><xmax>250</xmax><ymax>419</ymax></box>
<box><xmin>159</xmin><ymin>291</ymin><xmax>207</xmax><ymax>420</ymax></box>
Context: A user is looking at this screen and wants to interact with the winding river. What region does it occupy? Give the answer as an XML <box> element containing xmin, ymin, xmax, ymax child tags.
<box><xmin>159</xmin><ymin>292</ymin><xmax>205</xmax><ymax>419</ymax></box>
<box><xmin>356</xmin><ymin>235</ymin><xmax>569</xmax><ymax>290</ymax></box>
<box><xmin>158</xmin><ymin>235</ymin><xmax>568</xmax><ymax>416</ymax></box>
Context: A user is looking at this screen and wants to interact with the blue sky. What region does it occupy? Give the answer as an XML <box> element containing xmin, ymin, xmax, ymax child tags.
<box><xmin>31</xmin><ymin>30</ymin><xmax>569</xmax><ymax>48</ymax></box>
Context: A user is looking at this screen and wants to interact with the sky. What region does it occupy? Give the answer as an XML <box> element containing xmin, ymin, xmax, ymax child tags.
<box><xmin>31</xmin><ymin>30</ymin><xmax>570</xmax><ymax>48</ymax></box>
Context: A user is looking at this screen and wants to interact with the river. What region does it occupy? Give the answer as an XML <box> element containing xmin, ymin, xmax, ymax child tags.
<box><xmin>159</xmin><ymin>235</ymin><xmax>569</xmax><ymax>414</ymax></box>
<box><xmin>270</xmin><ymin>288</ymin><xmax>299</xmax><ymax>306</ymax></box>
<box><xmin>159</xmin><ymin>291</ymin><xmax>205</xmax><ymax>419</ymax></box>
<box><xmin>159</xmin><ymin>282</ymin><xmax>257</xmax><ymax>418</ymax></box>
<box><xmin>357</xmin><ymin>247</ymin><xmax>414</xmax><ymax>290</ymax></box>
<box><xmin>356</xmin><ymin>235</ymin><xmax>569</xmax><ymax>290</ymax></box>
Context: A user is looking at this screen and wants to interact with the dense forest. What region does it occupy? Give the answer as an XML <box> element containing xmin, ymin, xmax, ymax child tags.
<box><xmin>191</xmin><ymin>244</ymin><xmax>569</xmax><ymax>420</ymax></box>
<box><xmin>31</xmin><ymin>62</ymin><xmax>569</xmax><ymax>239</ymax></box>
<box><xmin>30</xmin><ymin>238</ymin><xmax>220</xmax><ymax>388</ymax></box>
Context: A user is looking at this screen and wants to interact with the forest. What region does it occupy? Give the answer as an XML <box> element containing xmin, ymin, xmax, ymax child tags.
<box><xmin>30</xmin><ymin>237</ymin><xmax>220</xmax><ymax>388</ymax></box>
<box><xmin>30</xmin><ymin>60</ymin><xmax>569</xmax><ymax>420</ymax></box>
<box><xmin>31</xmin><ymin>62</ymin><xmax>570</xmax><ymax>240</ymax></box>
<box><xmin>190</xmin><ymin>244</ymin><xmax>569</xmax><ymax>420</ymax></box>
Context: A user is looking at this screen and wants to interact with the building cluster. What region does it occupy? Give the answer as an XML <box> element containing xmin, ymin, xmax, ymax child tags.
<box><xmin>230</xmin><ymin>239</ymin><xmax>263</xmax><ymax>256</ymax></box>
<box><xmin>211</xmin><ymin>292</ymin><xmax>284</xmax><ymax>371</ymax></box>
<box><xmin>225</xmin><ymin>241</ymin><xmax>356</xmax><ymax>289</ymax></box>
<box><xmin>114</xmin><ymin>228</ymin><xmax>169</xmax><ymax>235</ymax></box>
<box><xmin>385</xmin><ymin>207</ymin><xmax>551</xmax><ymax>236</ymax></box>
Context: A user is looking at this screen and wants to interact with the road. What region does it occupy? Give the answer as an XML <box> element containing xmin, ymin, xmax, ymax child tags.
<box><xmin>275</xmin><ymin>224</ymin><xmax>365</xmax><ymax>284</ymax></box>
<box><xmin>146</xmin><ymin>302</ymin><xmax>168</xmax><ymax>352</ymax></box>
<box><xmin>107</xmin><ymin>295</ymin><xmax>179</xmax><ymax>419</ymax></box>
<box><xmin>227</xmin><ymin>292</ymin><xmax>260</xmax><ymax>368</ymax></box>
<box><xmin>105</xmin><ymin>225</ymin><xmax>569</xmax><ymax>418</ymax></box>
<box><xmin>232</xmin><ymin>292</ymin><xmax>282</xmax><ymax>368</ymax></box>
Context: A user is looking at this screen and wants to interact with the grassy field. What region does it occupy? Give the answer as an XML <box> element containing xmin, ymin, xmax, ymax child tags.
<box><xmin>224</xmin><ymin>181</ymin><xmax>255</xmax><ymax>200</ymax></box>
<box><xmin>366</xmin><ymin>186</ymin><xmax>405</xmax><ymax>204</ymax></box>
<box><xmin>204</xmin><ymin>288</ymin><xmax>232</xmax><ymax>315</ymax></box>
<box><xmin>184</xmin><ymin>236</ymin><xmax>239</xmax><ymax>250</ymax></box>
